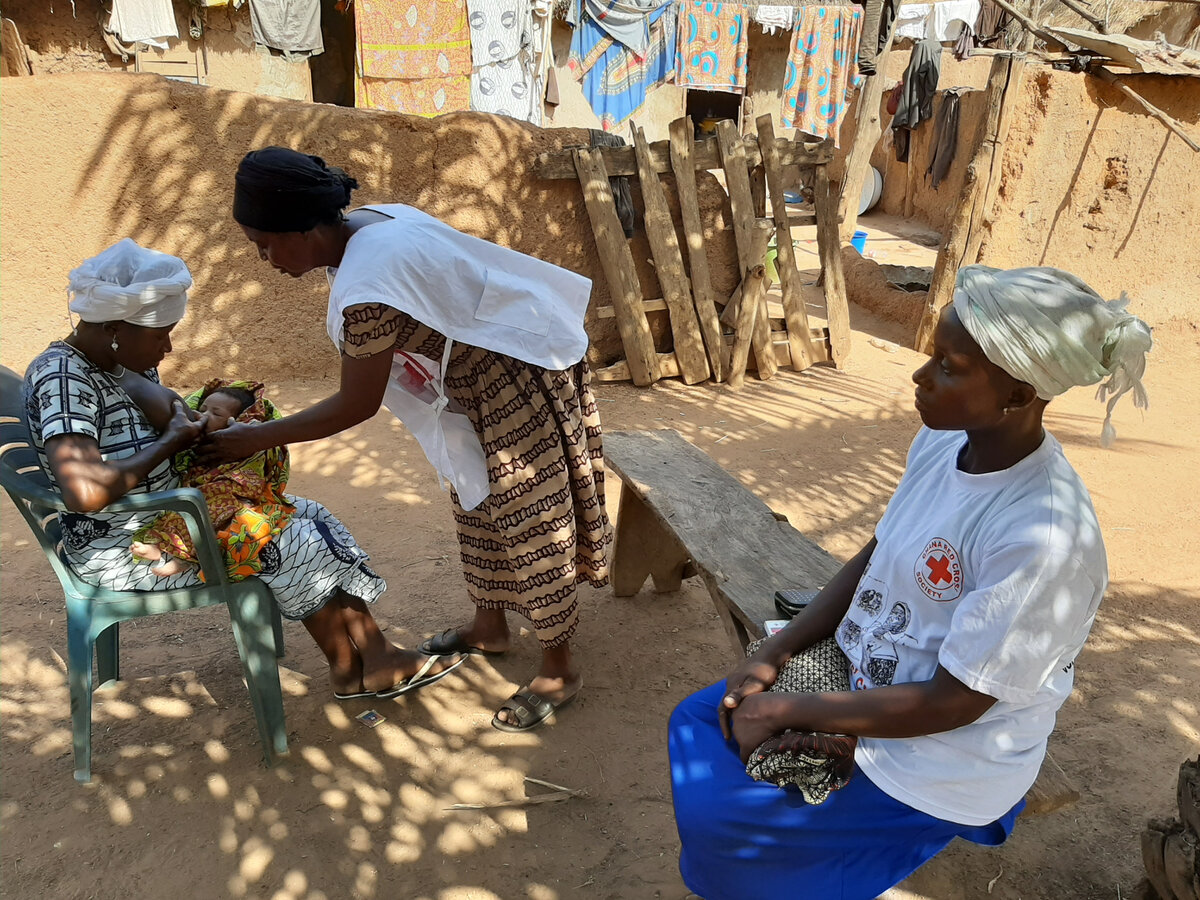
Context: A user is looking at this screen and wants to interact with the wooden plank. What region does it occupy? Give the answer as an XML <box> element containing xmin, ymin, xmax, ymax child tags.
<box><xmin>757</xmin><ymin>114</ymin><xmax>816</xmax><ymax>371</ymax></box>
<box><xmin>750</xmin><ymin>162</ymin><xmax>767</xmax><ymax>219</ymax></box>
<box><xmin>534</xmin><ymin>135</ymin><xmax>835</xmax><ymax>180</ymax></box>
<box><xmin>573</xmin><ymin>148</ymin><xmax>659</xmax><ymax>385</ymax></box>
<box><xmin>716</xmin><ymin>120</ymin><xmax>757</xmax><ymax>273</ymax></box>
<box><xmin>813</xmin><ymin>159</ymin><xmax>852</xmax><ymax>366</ymax></box>
<box><xmin>631</xmin><ymin>124</ymin><xmax>710</xmax><ymax>384</ymax></box>
<box><xmin>837</xmin><ymin>18</ymin><xmax>898</xmax><ymax>240</ymax></box>
<box><xmin>914</xmin><ymin>55</ymin><xmax>1018</xmax><ymax>353</ymax></box>
<box><xmin>594</xmin><ymin>352</ymin><xmax>679</xmax><ymax>383</ymax></box>
<box><xmin>596</xmin><ymin>298</ymin><xmax>667</xmax><ymax>319</ymax></box>
<box><xmin>604</xmin><ymin>429</ymin><xmax>843</xmax><ymax>650</ymax></box>
<box><xmin>669</xmin><ymin>116</ymin><xmax>729</xmax><ymax>383</ymax></box>
<box><xmin>716</xmin><ymin>121</ymin><xmax>777</xmax><ymax>380</ymax></box>
<box><xmin>727</xmin><ymin>264</ymin><xmax>766</xmax><ymax>390</ymax></box>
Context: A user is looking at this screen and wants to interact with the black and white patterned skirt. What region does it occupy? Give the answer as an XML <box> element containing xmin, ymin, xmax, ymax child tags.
<box><xmin>62</xmin><ymin>496</ymin><xmax>386</xmax><ymax>620</ymax></box>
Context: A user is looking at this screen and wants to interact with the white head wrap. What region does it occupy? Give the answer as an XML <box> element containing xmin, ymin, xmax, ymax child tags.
<box><xmin>67</xmin><ymin>238</ymin><xmax>192</xmax><ymax>328</ymax></box>
<box><xmin>952</xmin><ymin>265</ymin><xmax>1152</xmax><ymax>447</ymax></box>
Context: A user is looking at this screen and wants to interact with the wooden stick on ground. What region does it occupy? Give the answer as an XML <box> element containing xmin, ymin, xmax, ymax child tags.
<box><xmin>756</xmin><ymin>113</ymin><xmax>816</xmax><ymax>371</ymax></box>
<box><xmin>631</xmin><ymin>124</ymin><xmax>710</xmax><ymax>383</ymax></box>
<box><xmin>573</xmin><ymin>148</ymin><xmax>660</xmax><ymax>386</ymax></box>
<box><xmin>446</xmin><ymin>777</ymin><xmax>589</xmax><ymax>811</ymax></box>
<box><xmin>669</xmin><ymin>116</ymin><xmax>730</xmax><ymax>382</ymax></box>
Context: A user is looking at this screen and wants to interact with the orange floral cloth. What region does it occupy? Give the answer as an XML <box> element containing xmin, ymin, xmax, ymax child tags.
<box><xmin>133</xmin><ymin>380</ymin><xmax>295</xmax><ymax>582</ymax></box>
<box><xmin>354</xmin><ymin>0</ymin><xmax>472</xmax><ymax>115</ymax></box>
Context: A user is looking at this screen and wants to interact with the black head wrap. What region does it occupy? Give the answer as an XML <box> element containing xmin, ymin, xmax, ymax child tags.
<box><xmin>233</xmin><ymin>146</ymin><xmax>359</xmax><ymax>233</ymax></box>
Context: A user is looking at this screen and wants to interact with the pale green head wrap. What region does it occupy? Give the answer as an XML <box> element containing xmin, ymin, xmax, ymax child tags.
<box><xmin>952</xmin><ymin>265</ymin><xmax>1152</xmax><ymax>447</ymax></box>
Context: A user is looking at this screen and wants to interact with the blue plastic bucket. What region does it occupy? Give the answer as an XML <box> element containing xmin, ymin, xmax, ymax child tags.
<box><xmin>851</xmin><ymin>230</ymin><xmax>868</xmax><ymax>254</ymax></box>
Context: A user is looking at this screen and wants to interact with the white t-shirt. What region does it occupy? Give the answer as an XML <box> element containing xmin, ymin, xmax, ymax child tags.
<box><xmin>836</xmin><ymin>428</ymin><xmax>1107</xmax><ymax>826</ymax></box>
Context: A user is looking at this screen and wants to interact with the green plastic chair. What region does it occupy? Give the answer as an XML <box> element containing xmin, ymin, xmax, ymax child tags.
<box><xmin>0</xmin><ymin>365</ymin><xmax>288</xmax><ymax>782</ymax></box>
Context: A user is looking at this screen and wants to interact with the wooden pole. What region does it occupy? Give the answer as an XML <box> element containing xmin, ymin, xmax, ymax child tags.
<box><xmin>727</xmin><ymin>267</ymin><xmax>767</xmax><ymax>390</ymax></box>
<box><xmin>631</xmin><ymin>124</ymin><xmax>711</xmax><ymax>384</ymax></box>
<box><xmin>1055</xmin><ymin>0</ymin><xmax>1109</xmax><ymax>33</ymax></box>
<box><xmin>813</xmin><ymin>159</ymin><xmax>852</xmax><ymax>366</ymax></box>
<box><xmin>573</xmin><ymin>149</ymin><xmax>660</xmax><ymax>385</ymax></box>
<box><xmin>669</xmin><ymin>116</ymin><xmax>730</xmax><ymax>381</ymax></box>
<box><xmin>837</xmin><ymin>19</ymin><xmax>898</xmax><ymax>241</ymax></box>
<box><xmin>914</xmin><ymin>55</ymin><xmax>1020</xmax><ymax>353</ymax></box>
<box><xmin>716</xmin><ymin>120</ymin><xmax>778</xmax><ymax>380</ymax></box>
<box><xmin>756</xmin><ymin>113</ymin><xmax>817</xmax><ymax>371</ymax></box>
<box><xmin>1092</xmin><ymin>66</ymin><xmax>1200</xmax><ymax>152</ymax></box>
<box><xmin>986</xmin><ymin>0</ymin><xmax>1068</xmax><ymax>49</ymax></box>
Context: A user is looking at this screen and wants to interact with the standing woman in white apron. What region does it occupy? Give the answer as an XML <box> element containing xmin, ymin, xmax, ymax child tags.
<box><xmin>209</xmin><ymin>147</ymin><xmax>612</xmax><ymax>732</ymax></box>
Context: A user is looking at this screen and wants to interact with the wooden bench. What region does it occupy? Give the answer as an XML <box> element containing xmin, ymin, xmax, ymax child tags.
<box><xmin>604</xmin><ymin>428</ymin><xmax>1079</xmax><ymax>816</ymax></box>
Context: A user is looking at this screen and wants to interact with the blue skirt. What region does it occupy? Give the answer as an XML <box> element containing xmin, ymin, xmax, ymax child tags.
<box><xmin>668</xmin><ymin>681</ymin><xmax>1023</xmax><ymax>900</ymax></box>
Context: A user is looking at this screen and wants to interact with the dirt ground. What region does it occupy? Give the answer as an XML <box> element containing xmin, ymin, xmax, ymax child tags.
<box><xmin>2</xmin><ymin>304</ymin><xmax>1197</xmax><ymax>900</ymax></box>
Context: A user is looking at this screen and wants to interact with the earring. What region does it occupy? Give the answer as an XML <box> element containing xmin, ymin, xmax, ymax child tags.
<box><xmin>1002</xmin><ymin>407</ymin><xmax>1011</xmax><ymax>415</ymax></box>
<box><xmin>111</xmin><ymin>336</ymin><xmax>119</xmax><ymax>352</ymax></box>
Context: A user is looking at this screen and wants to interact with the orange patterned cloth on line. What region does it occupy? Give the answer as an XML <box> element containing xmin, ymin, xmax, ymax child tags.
<box><xmin>355</xmin><ymin>0</ymin><xmax>472</xmax><ymax>115</ymax></box>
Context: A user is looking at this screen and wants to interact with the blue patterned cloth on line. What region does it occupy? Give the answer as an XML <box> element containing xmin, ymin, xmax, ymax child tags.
<box><xmin>568</xmin><ymin>0</ymin><xmax>677</xmax><ymax>131</ymax></box>
<box><xmin>781</xmin><ymin>5</ymin><xmax>864</xmax><ymax>145</ymax></box>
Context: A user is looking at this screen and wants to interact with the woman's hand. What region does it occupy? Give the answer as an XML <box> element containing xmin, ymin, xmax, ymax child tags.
<box><xmin>197</xmin><ymin>420</ymin><xmax>268</xmax><ymax>464</ymax></box>
<box><xmin>730</xmin><ymin>693</ymin><xmax>794</xmax><ymax>763</ymax></box>
<box><xmin>161</xmin><ymin>400</ymin><xmax>209</xmax><ymax>454</ymax></box>
<box><xmin>718</xmin><ymin>650</ymin><xmax>785</xmax><ymax>740</ymax></box>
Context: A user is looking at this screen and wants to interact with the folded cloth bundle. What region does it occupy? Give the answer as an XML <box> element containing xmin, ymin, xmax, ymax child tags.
<box><xmin>743</xmin><ymin>636</ymin><xmax>856</xmax><ymax>804</ymax></box>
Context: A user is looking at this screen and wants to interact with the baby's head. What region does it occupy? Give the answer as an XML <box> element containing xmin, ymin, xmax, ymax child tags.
<box><xmin>200</xmin><ymin>386</ymin><xmax>256</xmax><ymax>433</ymax></box>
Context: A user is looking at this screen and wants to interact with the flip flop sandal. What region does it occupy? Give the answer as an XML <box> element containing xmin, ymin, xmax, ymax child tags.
<box><xmin>333</xmin><ymin>689</ymin><xmax>378</xmax><ymax>701</ymax></box>
<box><xmin>491</xmin><ymin>686</ymin><xmax>579</xmax><ymax>733</ymax></box>
<box><xmin>376</xmin><ymin>653</ymin><xmax>468</xmax><ymax>700</ymax></box>
<box><xmin>418</xmin><ymin>627</ymin><xmax>505</xmax><ymax>658</ymax></box>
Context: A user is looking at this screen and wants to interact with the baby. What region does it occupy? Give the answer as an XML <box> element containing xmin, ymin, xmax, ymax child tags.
<box><xmin>130</xmin><ymin>380</ymin><xmax>294</xmax><ymax>581</ymax></box>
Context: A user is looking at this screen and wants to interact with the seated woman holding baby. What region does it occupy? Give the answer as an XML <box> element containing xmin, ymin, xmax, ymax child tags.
<box><xmin>22</xmin><ymin>239</ymin><xmax>463</xmax><ymax>701</ymax></box>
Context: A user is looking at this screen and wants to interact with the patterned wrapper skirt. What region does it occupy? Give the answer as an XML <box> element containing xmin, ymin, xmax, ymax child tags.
<box><xmin>63</xmin><ymin>496</ymin><xmax>385</xmax><ymax>620</ymax></box>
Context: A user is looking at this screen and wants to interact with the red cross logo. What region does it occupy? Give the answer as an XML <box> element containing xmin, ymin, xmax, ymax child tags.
<box><xmin>925</xmin><ymin>554</ymin><xmax>953</xmax><ymax>585</ymax></box>
<box><xmin>914</xmin><ymin>538</ymin><xmax>963</xmax><ymax>601</ymax></box>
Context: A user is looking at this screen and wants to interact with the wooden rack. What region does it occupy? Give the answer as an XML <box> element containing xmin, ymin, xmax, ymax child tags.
<box><xmin>533</xmin><ymin>116</ymin><xmax>851</xmax><ymax>387</ymax></box>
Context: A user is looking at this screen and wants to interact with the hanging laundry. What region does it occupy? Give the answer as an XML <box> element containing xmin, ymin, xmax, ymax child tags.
<box><xmin>584</xmin><ymin>0</ymin><xmax>672</xmax><ymax>55</ymax></box>
<box><xmin>109</xmin><ymin>0</ymin><xmax>178</xmax><ymax>47</ymax></box>
<box><xmin>925</xmin><ymin>87</ymin><xmax>962</xmax><ymax>188</ymax></box>
<box><xmin>926</xmin><ymin>0</ymin><xmax>979</xmax><ymax>40</ymax></box>
<box><xmin>890</xmin><ymin>36</ymin><xmax>942</xmax><ymax>162</ymax></box>
<box><xmin>568</xmin><ymin>0</ymin><xmax>677</xmax><ymax>130</ymax></box>
<box><xmin>676</xmin><ymin>1</ymin><xmax>749</xmax><ymax>94</ymax></box>
<box><xmin>779</xmin><ymin>5</ymin><xmax>863</xmax><ymax>145</ymax></box>
<box><xmin>468</xmin><ymin>0</ymin><xmax>551</xmax><ymax>123</ymax></box>
<box><xmin>752</xmin><ymin>5</ymin><xmax>796</xmax><ymax>35</ymax></box>
<box><xmin>974</xmin><ymin>0</ymin><xmax>1011</xmax><ymax>46</ymax></box>
<box><xmin>894</xmin><ymin>2</ymin><xmax>931</xmax><ymax>40</ymax></box>
<box><xmin>355</xmin><ymin>0</ymin><xmax>472</xmax><ymax>116</ymax></box>
<box><xmin>953</xmin><ymin>22</ymin><xmax>974</xmax><ymax>58</ymax></box>
<box><xmin>248</xmin><ymin>0</ymin><xmax>323</xmax><ymax>59</ymax></box>
<box><xmin>857</xmin><ymin>0</ymin><xmax>896</xmax><ymax>75</ymax></box>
